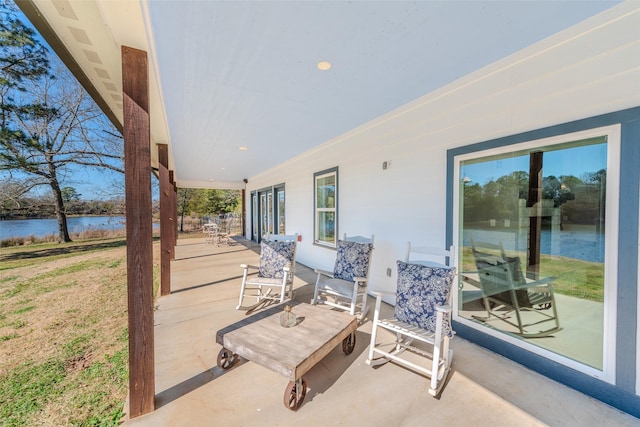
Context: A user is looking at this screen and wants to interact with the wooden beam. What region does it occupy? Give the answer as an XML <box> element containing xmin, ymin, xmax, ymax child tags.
<box><xmin>170</xmin><ymin>171</ymin><xmax>177</xmax><ymax>257</ymax></box>
<box><xmin>158</xmin><ymin>144</ymin><xmax>171</xmax><ymax>296</ymax></box>
<box><xmin>122</xmin><ymin>45</ymin><xmax>155</xmax><ymax>417</ymax></box>
<box><xmin>527</xmin><ymin>151</ymin><xmax>543</xmax><ymax>280</ymax></box>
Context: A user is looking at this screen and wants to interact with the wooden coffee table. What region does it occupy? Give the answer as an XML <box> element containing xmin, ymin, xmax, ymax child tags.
<box><xmin>215</xmin><ymin>301</ymin><xmax>358</xmax><ymax>410</ymax></box>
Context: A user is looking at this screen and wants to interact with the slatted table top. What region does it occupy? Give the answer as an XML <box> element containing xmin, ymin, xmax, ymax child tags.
<box><xmin>216</xmin><ymin>301</ymin><xmax>358</xmax><ymax>381</ymax></box>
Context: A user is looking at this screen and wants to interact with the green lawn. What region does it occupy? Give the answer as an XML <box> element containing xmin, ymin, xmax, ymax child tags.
<box><xmin>460</xmin><ymin>246</ymin><xmax>604</xmax><ymax>302</ymax></box>
<box><xmin>0</xmin><ymin>237</ymin><xmax>159</xmax><ymax>426</ymax></box>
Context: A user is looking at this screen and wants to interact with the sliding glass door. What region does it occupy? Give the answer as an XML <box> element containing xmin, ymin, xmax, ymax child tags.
<box><xmin>454</xmin><ymin>125</ymin><xmax>619</xmax><ymax>381</ymax></box>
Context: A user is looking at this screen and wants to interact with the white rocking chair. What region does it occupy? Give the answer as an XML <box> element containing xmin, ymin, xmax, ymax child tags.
<box><xmin>312</xmin><ymin>234</ymin><xmax>374</xmax><ymax>318</ymax></box>
<box><xmin>236</xmin><ymin>234</ymin><xmax>298</xmax><ymax>310</ymax></box>
<box><xmin>366</xmin><ymin>242</ymin><xmax>457</xmax><ymax>397</ymax></box>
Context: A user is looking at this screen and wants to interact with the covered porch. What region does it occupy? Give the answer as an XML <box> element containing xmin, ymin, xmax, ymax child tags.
<box><xmin>123</xmin><ymin>236</ymin><xmax>637</xmax><ymax>426</ymax></box>
<box><xmin>16</xmin><ymin>0</ymin><xmax>640</xmax><ymax>419</ymax></box>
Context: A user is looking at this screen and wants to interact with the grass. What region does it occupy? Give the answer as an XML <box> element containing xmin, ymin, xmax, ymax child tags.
<box><xmin>0</xmin><ymin>359</ymin><xmax>67</xmax><ymax>426</ymax></box>
<box><xmin>460</xmin><ymin>246</ymin><xmax>605</xmax><ymax>302</ymax></box>
<box><xmin>0</xmin><ymin>236</ymin><xmax>160</xmax><ymax>427</ymax></box>
<box><xmin>0</xmin><ymin>228</ymin><xmax>127</xmax><ymax>248</ymax></box>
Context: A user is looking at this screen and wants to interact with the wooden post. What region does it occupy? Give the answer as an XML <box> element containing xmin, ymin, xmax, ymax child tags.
<box><xmin>122</xmin><ymin>45</ymin><xmax>155</xmax><ymax>417</ymax></box>
<box><xmin>527</xmin><ymin>151</ymin><xmax>543</xmax><ymax>279</ymax></box>
<box><xmin>169</xmin><ymin>171</ymin><xmax>178</xmax><ymax>254</ymax></box>
<box><xmin>174</xmin><ymin>183</ymin><xmax>178</xmax><ymax>248</ymax></box>
<box><xmin>170</xmin><ymin>171</ymin><xmax>177</xmax><ymax>257</ymax></box>
<box><xmin>158</xmin><ymin>144</ymin><xmax>171</xmax><ymax>296</ymax></box>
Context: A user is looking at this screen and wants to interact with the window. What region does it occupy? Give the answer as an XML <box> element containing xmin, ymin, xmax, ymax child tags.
<box><xmin>314</xmin><ymin>167</ymin><xmax>338</xmax><ymax>247</ymax></box>
<box><xmin>454</xmin><ymin>125</ymin><xmax>620</xmax><ymax>382</ymax></box>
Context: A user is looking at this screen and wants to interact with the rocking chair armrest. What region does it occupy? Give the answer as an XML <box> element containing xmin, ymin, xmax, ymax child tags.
<box><xmin>353</xmin><ymin>276</ymin><xmax>367</xmax><ymax>284</ymax></box>
<box><xmin>370</xmin><ymin>289</ymin><xmax>395</xmax><ymax>299</ymax></box>
<box><xmin>369</xmin><ymin>290</ymin><xmax>396</xmax><ymax>312</ymax></box>
<box><xmin>240</xmin><ymin>263</ymin><xmax>259</xmax><ymax>270</ymax></box>
<box><xmin>514</xmin><ymin>276</ymin><xmax>557</xmax><ymax>290</ymax></box>
<box><xmin>314</xmin><ymin>268</ymin><xmax>334</xmax><ymax>278</ymax></box>
<box><xmin>435</xmin><ymin>304</ymin><xmax>452</xmax><ymax>314</ymax></box>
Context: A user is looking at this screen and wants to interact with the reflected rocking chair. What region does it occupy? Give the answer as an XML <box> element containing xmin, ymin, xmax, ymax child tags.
<box><xmin>470</xmin><ymin>240</ymin><xmax>561</xmax><ymax>338</ymax></box>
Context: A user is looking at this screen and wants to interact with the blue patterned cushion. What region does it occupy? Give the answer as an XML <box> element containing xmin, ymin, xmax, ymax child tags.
<box><xmin>394</xmin><ymin>260</ymin><xmax>456</xmax><ymax>337</ymax></box>
<box><xmin>333</xmin><ymin>240</ymin><xmax>373</xmax><ymax>281</ymax></box>
<box><xmin>259</xmin><ymin>240</ymin><xmax>296</xmax><ymax>279</ymax></box>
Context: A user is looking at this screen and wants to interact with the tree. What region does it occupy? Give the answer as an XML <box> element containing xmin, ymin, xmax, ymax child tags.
<box><xmin>178</xmin><ymin>188</ymin><xmax>190</xmax><ymax>232</ymax></box>
<box><xmin>61</xmin><ymin>186</ymin><xmax>81</xmax><ymax>203</ymax></box>
<box><xmin>203</xmin><ymin>189</ymin><xmax>240</xmax><ymax>215</ymax></box>
<box><xmin>0</xmin><ymin>6</ymin><xmax>123</xmax><ymax>242</ymax></box>
<box><xmin>176</xmin><ymin>188</ymin><xmax>241</xmax><ymax>229</ymax></box>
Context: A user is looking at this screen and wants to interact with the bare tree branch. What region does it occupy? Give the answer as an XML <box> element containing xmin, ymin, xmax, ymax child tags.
<box><xmin>0</xmin><ymin>15</ymin><xmax>123</xmax><ymax>241</ymax></box>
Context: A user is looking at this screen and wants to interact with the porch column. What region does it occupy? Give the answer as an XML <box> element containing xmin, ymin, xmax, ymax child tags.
<box><xmin>158</xmin><ymin>144</ymin><xmax>171</xmax><ymax>296</ymax></box>
<box><xmin>527</xmin><ymin>151</ymin><xmax>543</xmax><ymax>279</ymax></box>
<box><xmin>170</xmin><ymin>171</ymin><xmax>177</xmax><ymax>257</ymax></box>
<box><xmin>122</xmin><ymin>46</ymin><xmax>155</xmax><ymax>417</ymax></box>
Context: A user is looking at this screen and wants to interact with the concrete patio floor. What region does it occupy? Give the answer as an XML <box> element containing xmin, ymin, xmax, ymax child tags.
<box><xmin>122</xmin><ymin>236</ymin><xmax>638</xmax><ymax>426</ymax></box>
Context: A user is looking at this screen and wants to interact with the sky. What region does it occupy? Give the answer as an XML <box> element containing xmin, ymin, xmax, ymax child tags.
<box><xmin>63</xmin><ymin>165</ymin><xmax>125</xmax><ymax>200</ymax></box>
<box><xmin>461</xmin><ymin>142</ymin><xmax>607</xmax><ymax>186</ymax></box>
<box><xmin>1</xmin><ymin>7</ymin><xmax>129</xmax><ymax>201</ymax></box>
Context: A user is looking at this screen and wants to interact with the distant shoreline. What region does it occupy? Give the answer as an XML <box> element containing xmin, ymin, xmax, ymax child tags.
<box><xmin>0</xmin><ymin>213</ymin><xmax>126</xmax><ymax>221</ymax></box>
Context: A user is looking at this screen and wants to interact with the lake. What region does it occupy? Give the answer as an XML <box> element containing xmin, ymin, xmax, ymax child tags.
<box><xmin>463</xmin><ymin>228</ymin><xmax>605</xmax><ymax>263</ymax></box>
<box><xmin>0</xmin><ymin>216</ymin><xmax>130</xmax><ymax>240</ymax></box>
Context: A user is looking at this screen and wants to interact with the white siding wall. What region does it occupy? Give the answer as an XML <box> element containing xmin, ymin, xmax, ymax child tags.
<box><xmin>248</xmin><ymin>133</ymin><xmax>452</xmax><ymax>294</ymax></box>
<box><xmin>245</xmin><ymin>2</ymin><xmax>640</xmax><ymax>294</ymax></box>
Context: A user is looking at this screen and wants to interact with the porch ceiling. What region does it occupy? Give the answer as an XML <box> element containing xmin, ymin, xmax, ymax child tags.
<box><xmin>19</xmin><ymin>1</ymin><xmax>621</xmax><ymax>189</ymax></box>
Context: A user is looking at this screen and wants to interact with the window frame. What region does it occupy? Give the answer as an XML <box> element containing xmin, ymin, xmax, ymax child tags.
<box><xmin>451</xmin><ymin>124</ymin><xmax>620</xmax><ymax>383</ymax></box>
<box><xmin>314</xmin><ymin>167</ymin><xmax>338</xmax><ymax>248</ymax></box>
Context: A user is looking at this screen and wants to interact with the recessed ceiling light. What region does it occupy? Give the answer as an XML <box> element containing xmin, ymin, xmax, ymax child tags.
<box><xmin>317</xmin><ymin>61</ymin><xmax>331</xmax><ymax>71</ymax></box>
<box><xmin>238</xmin><ymin>146</ymin><xmax>248</xmax><ymax>151</ymax></box>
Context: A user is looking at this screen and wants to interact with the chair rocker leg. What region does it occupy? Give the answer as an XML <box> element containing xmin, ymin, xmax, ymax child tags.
<box><xmin>237</xmin><ymin>288</ymin><xmax>273</xmax><ymax>311</ymax></box>
<box><xmin>429</xmin><ymin>348</ymin><xmax>453</xmax><ymax>398</ymax></box>
<box><xmin>473</xmin><ymin>305</ymin><xmax>562</xmax><ymax>338</ymax></box>
<box><xmin>348</xmin><ymin>297</ymin><xmax>356</xmax><ymax>316</ymax></box>
<box><xmin>311</xmin><ymin>283</ymin><xmax>320</xmax><ymax>306</ymax></box>
<box><xmin>359</xmin><ymin>294</ymin><xmax>369</xmax><ymax>322</ymax></box>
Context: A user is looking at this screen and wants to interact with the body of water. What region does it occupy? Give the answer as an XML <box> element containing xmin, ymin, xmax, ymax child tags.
<box><xmin>0</xmin><ymin>216</ymin><xmax>128</xmax><ymax>240</ymax></box>
<box><xmin>463</xmin><ymin>228</ymin><xmax>605</xmax><ymax>263</ymax></box>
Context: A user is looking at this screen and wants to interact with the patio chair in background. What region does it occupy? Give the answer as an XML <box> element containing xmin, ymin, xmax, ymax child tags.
<box><xmin>236</xmin><ymin>233</ymin><xmax>298</xmax><ymax>311</ymax></box>
<box><xmin>203</xmin><ymin>223</ymin><xmax>219</xmax><ymax>245</ymax></box>
<box><xmin>470</xmin><ymin>240</ymin><xmax>561</xmax><ymax>338</ymax></box>
<box><xmin>366</xmin><ymin>242</ymin><xmax>457</xmax><ymax>397</ymax></box>
<box><xmin>312</xmin><ymin>234</ymin><xmax>374</xmax><ymax>318</ymax></box>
